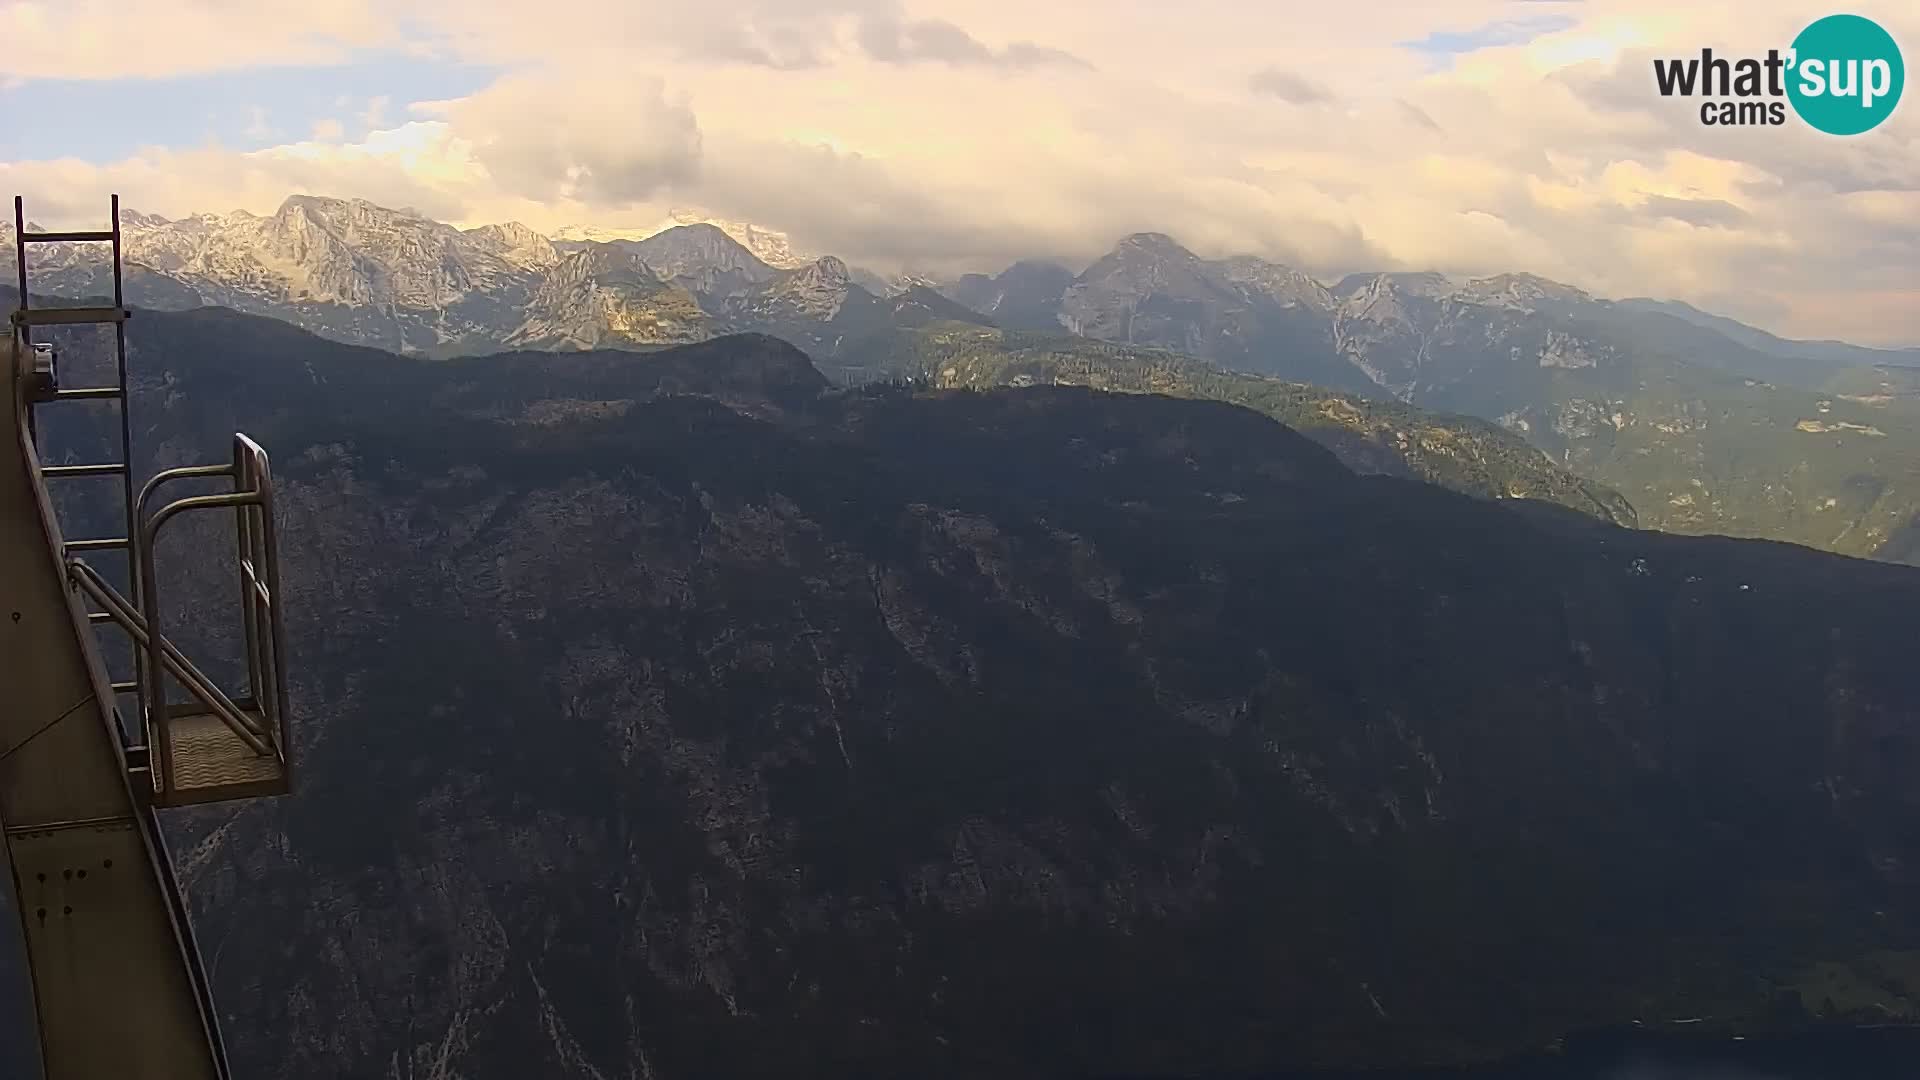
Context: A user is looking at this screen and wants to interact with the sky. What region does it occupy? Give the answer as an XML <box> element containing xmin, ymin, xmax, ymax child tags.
<box><xmin>1</xmin><ymin>0</ymin><xmax>1916</xmax><ymax>345</ymax></box>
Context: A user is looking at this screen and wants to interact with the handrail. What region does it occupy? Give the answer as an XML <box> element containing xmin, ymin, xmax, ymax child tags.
<box><xmin>130</xmin><ymin>461</ymin><xmax>238</xmax><ymax>703</ymax></box>
<box><xmin>137</xmin><ymin>463</ymin><xmax>234</xmax><ymax>527</ymax></box>
<box><xmin>233</xmin><ymin>434</ymin><xmax>289</xmax><ymax>765</ymax></box>
<box><xmin>67</xmin><ymin>560</ymin><xmax>272</xmax><ymax>755</ymax></box>
<box><xmin>134</xmin><ymin>434</ymin><xmax>290</xmax><ymax>796</ymax></box>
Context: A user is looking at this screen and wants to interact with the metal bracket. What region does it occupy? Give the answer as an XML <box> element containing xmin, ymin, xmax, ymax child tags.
<box><xmin>25</xmin><ymin>341</ymin><xmax>57</xmax><ymax>402</ymax></box>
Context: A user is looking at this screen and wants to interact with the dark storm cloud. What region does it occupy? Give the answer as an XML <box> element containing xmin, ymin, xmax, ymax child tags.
<box><xmin>1248</xmin><ymin>67</ymin><xmax>1334</xmax><ymax>104</ymax></box>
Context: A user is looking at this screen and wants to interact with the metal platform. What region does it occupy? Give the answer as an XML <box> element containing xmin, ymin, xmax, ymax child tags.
<box><xmin>160</xmin><ymin>711</ymin><xmax>284</xmax><ymax>801</ymax></box>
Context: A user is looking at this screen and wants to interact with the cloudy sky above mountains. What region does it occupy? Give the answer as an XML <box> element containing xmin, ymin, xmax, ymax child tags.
<box><xmin>1</xmin><ymin>0</ymin><xmax>1915</xmax><ymax>344</ymax></box>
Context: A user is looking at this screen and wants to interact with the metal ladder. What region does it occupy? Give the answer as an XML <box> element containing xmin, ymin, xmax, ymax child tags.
<box><xmin>12</xmin><ymin>196</ymin><xmax>138</xmax><ymax>636</ymax></box>
<box><xmin>11</xmin><ymin>194</ymin><xmax>293</xmax><ymax>807</ymax></box>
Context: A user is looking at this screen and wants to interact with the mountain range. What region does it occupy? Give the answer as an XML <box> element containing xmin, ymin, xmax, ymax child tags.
<box><xmin>19</xmin><ymin>308</ymin><xmax>1920</xmax><ymax>1078</ymax></box>
<box><xmin>8</xmin><ymin>195</ymin><xmax>1919</xmax><ymax>564</ymax></box>
<box><xmin>2</xmin><ymin>197</ymin><xmax>961</xmax><ymax>359</ymax></box>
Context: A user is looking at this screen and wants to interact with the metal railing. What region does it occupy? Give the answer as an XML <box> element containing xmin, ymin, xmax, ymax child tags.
<box><xmin>67</xmin><ymin>560</ymin><xmax>272</xmax><ymax>756</ymax></box>
<box><xmin>137</xmin><ymin>434</ymin><xmax>290</xmax><ymax>798</ymax></box>
<box><xmin>64</xmin><ymin>433</ymin><xmax>291</xmax><ymax>800</ymax></box>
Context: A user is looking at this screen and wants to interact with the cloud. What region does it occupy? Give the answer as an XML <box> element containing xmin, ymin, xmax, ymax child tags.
<box><xmin>2</xmin><ymin>0</ymin><xmax>1918</xmax><ymax>345</ymax></box>
<box><xmin>423</xmin><ymin>72</ymin><xmax>702</xmax><ymax>205</ymax></box>
<box><xmin>311</xmin><ymin>117</ymin><xmax>346</xmax><ymax>140</ymax></box>
<box><xmin>1248</xmin><ymin>67</ymin><xmax>1334</xmax><ymax>105</ymax></box>
<box><xmin>0</xmin><ymin>120</ymin><xmax>481</xmax><ymax>228</ymax></box>
<box><xmin>1639</xmin><ymin>194</ymin><xmax>1748</xmax><ymax>228</ymax></box>
<box><xmin>1400</xmin><ymin>14</ymin><xmax>1580</xmax><ymax>63</ymax></box>
<box><xmin>855</xmin><ymin>12</ymin><xmax>1089</xmax><ymax>68</ymax></box>
<box><xmin>1000</xmin><ymin>41</ymin><xmax>1093</xmax><ymax>70</ymax></box>
<box><xmin>680</xmin><ymin>26</ymin><xmax>831</xmax><ymax>70</ymax></box>
<box><xmin>0</xmin><ymin>0</ymin><xmax>398</xmax><ymax>81</ymax></box>
<box><xmin>1397</xmin><ymin>99</ymin><xmax>1443</xmax><ymax>131</ymax></box>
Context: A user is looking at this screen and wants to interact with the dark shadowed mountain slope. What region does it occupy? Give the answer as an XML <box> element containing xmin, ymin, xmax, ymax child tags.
<box><xmin>944</xmin><ymin>259</ymin><xmax>1079</xmax><ymax>332</ymax></box>
<box><xmin>1616</xmin><ymin>297</ymin><xmax>1920</xmax><ymax>380</ymax></box>
<box><xmin>832</xmin><ymin>326</ymin><xmax>1638</xmax><ymax>527</ymax></box>
<box><xmin>13</xmin><ymin>307</ymin><xmax>1916</xmax><ymax>1078</ymax></box>
<box><xmin>883</xmin><ymin>284</ymin><xmax>997</xmax><ymax>330</ymax></box>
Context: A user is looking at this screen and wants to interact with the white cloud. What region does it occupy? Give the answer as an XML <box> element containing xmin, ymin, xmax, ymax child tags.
<box><xmin>0</xmin><ymin>0</ymin><xmax>395</xmax><ymax>81</ymax></box>
<box><xmin>2</xmin><ymin>0</ymin><xmax>1917</xmax><ymax>344</ymax></box>
<box><xmin>422</xmin><ymin>72</ymin><xmax>702</xmax><ymax>205</ymax></box>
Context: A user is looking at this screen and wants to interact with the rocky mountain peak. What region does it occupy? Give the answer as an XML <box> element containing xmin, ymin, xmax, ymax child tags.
<box><xmin>657</xmin><ymin>221</ymin><xmax>734</xmax><ymax>247</ymax></box>
<box><xmin>748</xmin><ymin>256</ymin><xmax>854</xmax><ymax>320</ymax></box>
<box><xmin>1462</xmin><ymin>272</ymin><xmax>1592</xmax><ymax>309</ymax></box>
<box><xmin>850</xmin><ymin>267</ymin><xmax>946</xmax><ymax>298</ymax></box>
<box><xmin>663</xmin><ymin>209</ymin><xmax>812</xmax><ymax>269</ymax></box>
<box><xmin>1215</xmin><ymin>255</ymin><xmax>1334</xmax><ymax>311</ymax></box>
<box><xmin>509</xmin><ymin>244</ymin><xmax>707</xmax><ymax>351</ymax></box>
<box><xmin>1080</xmin><ymin>234</ymin><xmax>1212</xmax><ymax>289</ymax></box>
<box><xmin>1108</xmin><ymin>232</ymin><xmax>1204</xmax><ymax>267</ymax></box>
<box><xmin>120</xmin><ymin>209</ymin><xmax>173</xmax><ymax>230</ymax></box>
<box><xmin>628</xmin><ymin>224</ymin><xmax>772</xmax><ymax>279</ymax></box>
<box><xmin>1117</xmin><ymin>231</ymin><xmax>1187</xmax><ymax>252</ymax></box>
<box><xmin>804</xmin><ymin>254</ymin><xmax>850</xmax><ymax>280</ymax></box>
<box><xmin>463</xmin><ymin>221</ymin><xmax>561</xmax><ymax>271</ymax></box>
<box><xmin>544</xmin><ymin>242</ymin><xmax>654</xmax><ymax>286</ymax></box>
<box><xmin>886</xmin><ymin>284</ymin><xmax>997</xmax><ymax>329</ymax></box>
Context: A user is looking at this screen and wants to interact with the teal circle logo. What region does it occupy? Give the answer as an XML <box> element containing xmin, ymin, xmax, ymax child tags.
<box><xmin>1787</xmin><ymin>14</ymin><xmax>1904</xmax><ymax>135</ymax></box>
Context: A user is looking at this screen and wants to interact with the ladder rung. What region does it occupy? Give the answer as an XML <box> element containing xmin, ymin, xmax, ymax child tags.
<box><xmin>66</xmin><ymin>537</ymin><xmax>128</xmax><ymax>551</ymax></box>
<box><xmin>18</xmin><ymin>230</ymin><xmax>115</xmax><ymax>243</ymax></box>
<box><xmin>52</xmin><ymin>386</ymin><xmax>124</xmax><ymax>401</ymax></box>
<box><xmin>111</xmin><ymin>681</ymin><xmax>139</xmax><ymax>694</ymax></box>
<box><xmin>88</xmin><ymin>611</ymin><xmax>115</xmax><ymax>624</ymax></box>
<box><xmin>12</xmin><ymin>306</ymin><xmax>131</xmax><ymax>327</ymax></box>
<box><xmin>44</xmin><ymin>462</ymin><xmax>126</xmax><ymax>478</ymax></box>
